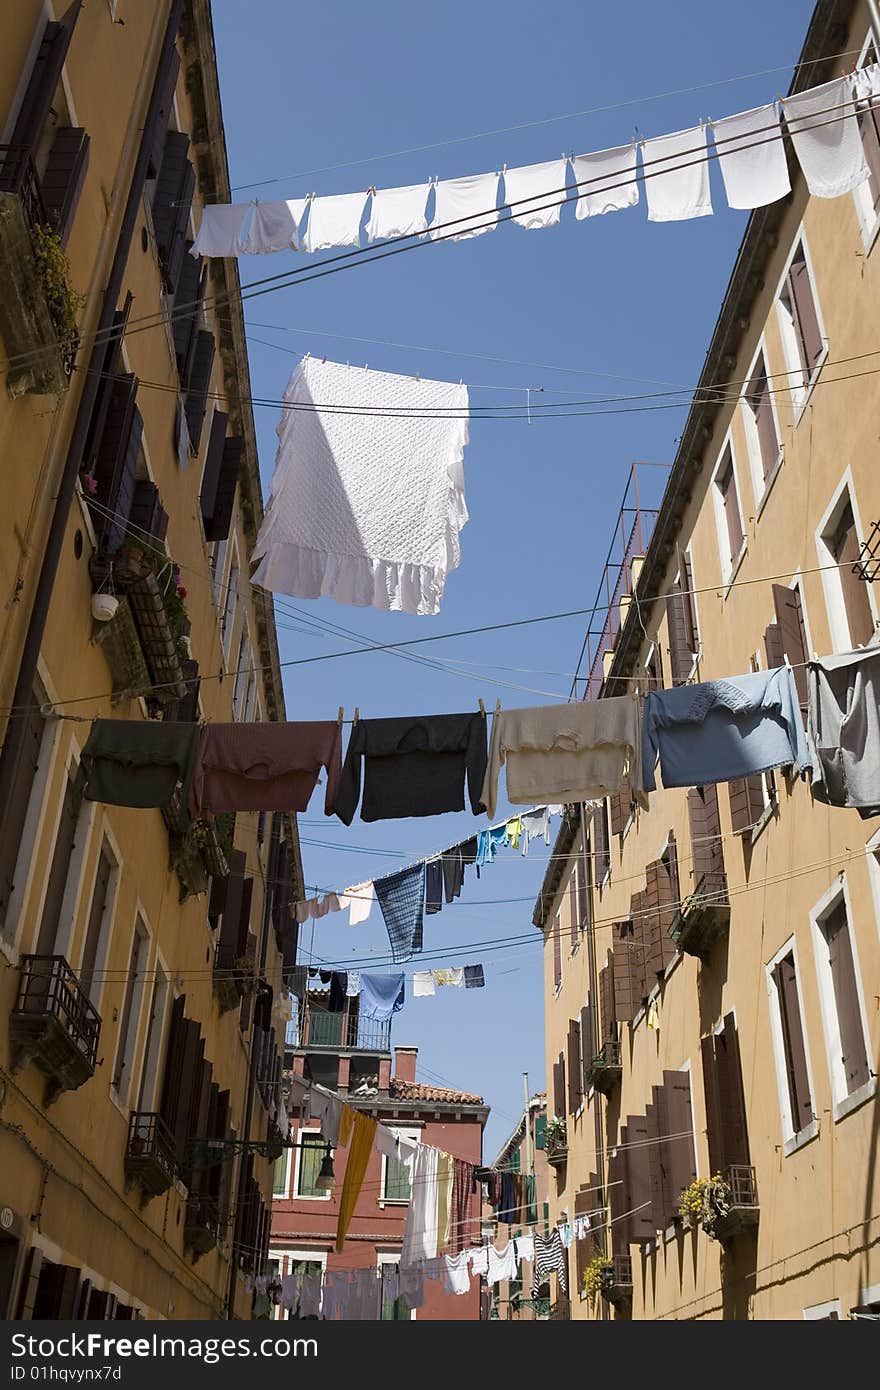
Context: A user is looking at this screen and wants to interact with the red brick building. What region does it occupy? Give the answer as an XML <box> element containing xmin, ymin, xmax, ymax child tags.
<box><xmin>271</xmin><ymin>988</ymin><xmax>488</xmax><ymax>1319</ymax></box>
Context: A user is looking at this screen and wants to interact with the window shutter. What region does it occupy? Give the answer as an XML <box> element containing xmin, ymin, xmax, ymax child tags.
<box><xmin>789</xmin><ymin>251</ymin><xmax>823</xmax><ymax>370</ymax></box>
<box><xmin>728</xmin><ymin>775</ymin><xmax>764</xmax><ymax>835</ymax></box>
<box><xmin>173</xmin><ymin>658</ymin><xmax>200</xmax><ymax>724</ymax></box>
<box><xmin>568</xmin><ymin>872</ymin><xmax>579</xmax><ymax>950</ymax></box>
<box><xmin>184</xmin><ymin>330</ymin><xmax>216</xmax><ymax>453</ymax></box>
<box><xmin>91</xmin><ymin>375</ymin><xmax>142</xmax><ymax>552</ymax></box>
<box><xmin>666</xmin><ymin>579</ymin><xmax>691</xmax><ymax>685</ymax></box>
<box><xmin>199</xmin><ymin>410</ymin><xmax>229</xmax><ymax>530</ymax></box>
<box><xmin>591</xmin><ymin>803</ymin><xmax>610</xmax><ymax>884</ymax></box>
<box><xmin>75</xmin><ymin>1277</ymin><xmax>93</xmax><ymax>1321</ymax></box>
<box><xmin>152</xmin><ymin>130</ymin><xmax>195</xmax><ymax>290</ymax></box>
<box><xmin>764</xmin><ymin>621</ymin><xmax>785</xmax><ymax>670</ymax></box>
<box><xmin>204</xmin><ymin>436</ymin><xmax>244</xmax><ymax>543</ymax></box>
<box><xmin>754</xmin><ymin>380</ymin><xmax>779</xmax><ymax>479</ymax></box>
<box><xmin>825</xmin><ymin>904</ymin><xmax>871</xmax><ymax>1093</ymax></box>
<box><xmin>552</xmin><ymin>913</ymin><xmax>562</xmax><ymax>990</ymax></box>
<box><xmin>716</xmin><ymin>1014</ymin><xmax>751</xmax><ymax>1167</ymax></box>
<box><xmin>173</xmin><ymin>247</ymin><xmax>205</xmax><ymax>376</ymax></box>
<box><xmin>580</xmin><ymin>1003</ymin><xmax>594</xmax><ymax>1093</ymax></box>
<box><xmin>158</xmin><ymin>993</ymin><xmax>186</xmax><ymax>1133</ymax></box>
<box><xmin>236</xmin><ymin>881</ymin><xmax>254</xmax><ymax>957</ymax></box>
<box><xmin>0</xmin><ymin>696</ymin><xmax>44</xmax><ymax>930</ymax></box>
<box><xmin>552</xmin><ymin>1053</ymin><xmax>566</xmax><ymax>1118</ymax></box>
<box><xmin>687</xmin><ymin>784</ymin><xmax>724</xmax><ymax>889</ymax></box>
<box><xmin>16</xmin><ymin>1246</ymin><xmax>43</xmax><ymax>1319</ymax></box>
<box><xmin>629</xmin><ymin>892</ymin><xmax>648</xmax><ymax>1001</ymax></box>
<box><xmin>128</xmin><ymin>479</ymin><xmax>168</xmax><ymax>544</ymax></box>
<box><xmin>566</xmin><ymin>1018</ymin><xmax>582</xmax><ymax>1113</ymax></box>
<box><xmin>36</xmin><ymin>1262</ymin><xmax>80</xmax><ymax>1319</ymax></box>
<box><xmin>239</xmin><ymin>931</ymin><xmax>257</xmax><ymax>1032</ymax></box>
<box><xmin>612</xmin><ymin>920</ymin><xmax>640</xmax><ymax>1022</ymax></box>
<box><xmin>35</xmin><ymin>771</ymin><xmax>81</xmax><ymax>955</ymax></box>
<box><xmin>88</xmin><ymin>1289</ymin><xmax>118</xmax><ymax>1319</ymax></box>
<box><xmin>644</xmin><ymin>858</ymin><xmax>676</xmax><ymax>978</ymax></box>
<box><xmin>771</xmin><ymin>585</ymin><xmax>809</xmax><ymax>707</ymax></box>
<box><xmin>831</xmin><ymin>503</ymin><xmax>874</xmax><ymax>648</ymax></box>
<box><xmin>147</xmin><ymin>44</ymin><xmax>181</xmax><ymax>179</ymax></box>
<box><xmin>644</xmin><ymin>1095</ymin><xmax>668</xmax><ymax>1227</ymax></box>
<box><xmin>218</xmin><ymin>849</ymin><xmax>246</xmax><ymax>957</ymax></box>
<box><xmin>41</xmin><ymin>126</ymin><xmax>90</xmax><ymax>246</ymax></box>
<box><xmin>660</xmin><ymin>1072</ymin><xmax>697</xmax><ymax>1211</ymax></box>
<box><xmin>621</xmin><ymin>1114</ymin><xmax>657</xmax><ymax>1240</ymax></box>
<box><xmin>700</xmin><ymin>1033</ymin><xmax>725</xmax><ymax>1176</ymax></box>
<box><xmin>598</xmin><ymin>962</ymin><xmax>617</xmax><ymax>1045</ymax></box>
<box><xmin>773</xmin><ymin>956</ymin><xmax>813</xmax><ymax>1133</ymax></box>
<box><xmin>609</xmin><ymin>791</ymin><xmax>627</xmax><ymax>837</ymax></box>
<box><xmin>3</xmin><ymin>7</ymin><xmax>82</xmax><ymax>158</ymax></box>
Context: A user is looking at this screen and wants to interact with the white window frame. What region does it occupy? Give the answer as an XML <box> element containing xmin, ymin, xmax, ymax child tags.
<box><xmin>76</xmin><ymin>821</ymin><xmax>123</xmax><ymax>1012</ymax></box>
<box><xmin>379</xmin><ymin>1127</ymin><xmax>419</xmax><ymax>1206</ymax></box>
<box><xmin>814</xmin><ymin>470</ymin><xmax>879</xmax><ymax>653</ymax></box>
<box><xmin>273</xmin><ymin>1146</ymin><xmax>293</xmax><ymax>1199</ymax></box>
<box><xmin>803</xmin><ymin>1299</ymin><xmax>843</xmax><ymax>1320</ymax></box>
<box><xmin>292</xmin><ymin>1127</ymin><xmax>331</xmax><ymax>1201</ymax></box>
<box><xmin>268</xmin><ymin>1247</ymin><xmax>328</xmax><ymax>1320</ymax></box>
<box><xmin>135</xmin><ymin>952</ymin><xmax>170</xmax><ymax>1114</ymax></box>
<box><xmin>377</xmin><ymin>1252</ymin><xmax>415</xmax><ymax>1320</ymax></box>
<box><xmin>851</xmin><ymin>34</ymin><xmax>880</xmax><ymax>253</ymax></box>
<box><xmin>809</xmin><ymin>875</ymin><xmax>876</xmax><ymax>1123</ymax></box>
<box><xmin>765</xmin><ymin>935</ymin><xmax>820</xmax><ymax>1156</ymax></box>
<box><xmin>110</xmin><ymin>911</ymin><xmax>152</xmax><ymax>1112</ymax></box>
<box><xmin>232</xmin><ymin>623</ymin><xmax>252</xmax><ymax>721</ymax></box>
<box><xmin>774</xmin><ymin>228</ymin><xmax>828</xmax><ymax>421</ymax></box>
<box><xmin>740</xmin><ymin>337</ymin><xmax>784</xmax><ymax>515</ymax></box>
<box><xmin>711</xmin><ymin>434</ymin><xmax>747</xmax><ymax>589</ymax></box>
<box><xmin>44</xmin><ymin>738</ymin><xmax>94</xmax><ymax>961</ymax></box>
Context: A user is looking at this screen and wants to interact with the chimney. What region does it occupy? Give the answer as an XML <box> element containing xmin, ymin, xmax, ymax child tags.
<box><xmin>394</xmin><ymin>1046</ymin><xmax>418</xmax><ymax>1084</ymax></box>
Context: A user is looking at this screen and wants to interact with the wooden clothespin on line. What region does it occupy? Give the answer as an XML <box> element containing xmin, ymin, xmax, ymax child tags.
<box><xmin>337</xmin><ymin>706</ymin><xmax>344</xmax><ymax>726</ymax></box>
<box><xmin>353</xmin><ymin>707</ymin><xmax>360</xmax><ymax>724</ymax></box>
<box><xmin>478</xmin><ymin>698</ymin><xmax>485</xmax><ymax>716</ymax></box>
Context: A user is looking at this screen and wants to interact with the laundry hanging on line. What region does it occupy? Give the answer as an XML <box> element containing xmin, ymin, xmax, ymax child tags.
<box><xmin>334</xmin><ymin>712</ymin><xmax>488</xmax><ymax>823</ymax></box>
<box><xmin>190</xmin><ymin>63</ymin><xmax>880</xmax><ymax>259</ymax></box>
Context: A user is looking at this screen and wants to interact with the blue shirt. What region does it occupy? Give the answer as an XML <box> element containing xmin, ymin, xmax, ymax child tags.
<box><xmin>642</xmin><ymin>666</ymin><xmax>810</xmax><ymax>791</ymax></box>
<box><xmin>358</xmin><ymin>971</ymin><xmax>406</xmax><ymax>1022</ymax></box>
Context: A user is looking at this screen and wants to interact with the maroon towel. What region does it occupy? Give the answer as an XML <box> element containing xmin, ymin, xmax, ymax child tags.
<box><xmin>190</xmin><ymin>721</ymin><xmax>342</xmax><ymax>815</ymax></box>
<box><xmin>450</xmin><ymin>1159</ymin><xmax>476</xmax><ymax>1255</ymax></box>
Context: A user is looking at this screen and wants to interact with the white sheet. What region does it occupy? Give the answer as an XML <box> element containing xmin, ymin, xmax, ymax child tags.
<box><xmin>711</xmin><ymin>103</ymin><xmax>790</xmax><ymax>209</ymax></box>
<box><xmin>241</xmin><ymin>198</ymin><xmax>308</xmax><ymax>252</ymax></box>
<box><xmin>502</xmin><ymin>158</ymin><xmax>568</xmax><ymax>229</ymax></box>
<box><xmin>301</xmin><ymin>190</ymin><xmax>368</xmax><ymax>252</ymax></box>
<box><xmin>643</xmin><ymin>125</ymin><xmax>713</xmax><ymax>221</ymax></box>
<box><xmin>430</xmin><ymin>172</ymin><xmax>500</xmax><ymax>241</ymax></box>
<box><xmin>783</xmin><ymin>76</ymin><xmax>869</xmax><ymax>198</ymax></box>
<box><xmin>571</xmin><ymin>143</ymin><xmax>640</xmax><ymax>218</ymax></box>
<box><xmin>365</xmin><ymin>182</ymin><xmax>430</xmax><ymax>241</ymax></box>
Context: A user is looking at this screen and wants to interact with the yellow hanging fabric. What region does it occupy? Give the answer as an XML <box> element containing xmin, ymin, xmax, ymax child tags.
<box><xmin>335</xmin><ymin>1109</ymin><xmax>377</xmax><ymax>1251</ymax></box>
<box><xmin>505</xmin><ymin>816</ymin><xmax>524</xmax><ymax>848</ymax></box>
<box><xmin>436</xmin><ymin>1151</ymin><xmax>454</xmax><ymax>1250</ymax></box>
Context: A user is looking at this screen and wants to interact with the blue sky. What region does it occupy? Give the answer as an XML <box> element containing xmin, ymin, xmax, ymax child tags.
<box><xmin>212</xmin><ymin>0</ymin><xmax>814</xmax><ymax>1154</ymax></box>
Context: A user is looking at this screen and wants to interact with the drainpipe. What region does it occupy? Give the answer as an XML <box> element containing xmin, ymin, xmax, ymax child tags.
<box><xmin>225</xmin><ymin>813</ymin><xmax>281</xmax><ymax>1320</ymax></box>
<box><xmin>0</xmin><ymin>0</ymin><xmax>184</xmax><ymax>804</ymax></box>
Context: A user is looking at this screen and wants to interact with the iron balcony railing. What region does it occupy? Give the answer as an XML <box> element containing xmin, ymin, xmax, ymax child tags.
<box><xmin>15</xmin><ymin>955</ymin><xmax>101</xmax><ymax>1070</ymax></box>
<box><xmin>725</xmin><ymin>1164</ymin><xmax>759</xmax><ymax>1209</ymax></box>
<box><xmin>127</xmin><ymin>1111</ymin><xmax>177</xmax><ymax>1181</ymax></box>
<box><xmin>0</xmin><ymin>145</ymin><xmax>48</xmax><ymax>233</ymax></box>
<box><xmin>292</xmin><ymin>1008</ymin><xmax>391</xmax><ymax>1052</ymax></box>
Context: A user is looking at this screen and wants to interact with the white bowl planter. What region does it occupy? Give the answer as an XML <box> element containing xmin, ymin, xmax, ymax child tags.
<box><xmin>91</xmin><ymin>592</ymin><xmax>119</xmax><ymax>623</ymax></box>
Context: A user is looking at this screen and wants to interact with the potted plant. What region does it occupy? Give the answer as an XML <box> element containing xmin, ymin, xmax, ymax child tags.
<box><xmin>582</xmin><ymin>1255</ymin><xmax>614</xmax><ymax>1299</ymax></box>
<box><xmin>545</xmin><ymin>1115</ymin><xmax>567</xmax><ymax>1155</ymax></box>
<box><xmin>677</xmin><ymin>1174</ymin><xmax>732</xmax><ymax>1240</ymax></box>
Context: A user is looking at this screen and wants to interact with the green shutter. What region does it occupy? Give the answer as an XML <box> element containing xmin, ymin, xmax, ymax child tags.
<box><xmin>297</xmin><ymin>1136</ymin><xmax>325</xmax><ymax>1197</ymax></box>
<box><xmin>534</xmin><ymin>1115</ymin><xmax>547</xmax><ymax>1149</ymax></box>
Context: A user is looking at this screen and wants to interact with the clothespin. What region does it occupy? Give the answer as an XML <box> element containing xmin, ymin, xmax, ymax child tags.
<box><xmin>337</xmin><ymin>706</ymin><xmax>344</xmax><ymax>726</ymax></box>
<box><xmin>526</xmin><ymin>387</ymin><xmax>532</xmax><ymax>426</ymax></box>
<box><xmin>494</xmin><ymin>698</ymin><xmax>502</xmax><ymax>714</ymax></box>
<box><xmin>354</xmin><ymin>707</ymin><xmax>360</xmax><ymax>723</ymax></box>
<box><xmin>478</xmin><ymin>698</ymin><xmax>485</xmax><ymax>716</ymax></box>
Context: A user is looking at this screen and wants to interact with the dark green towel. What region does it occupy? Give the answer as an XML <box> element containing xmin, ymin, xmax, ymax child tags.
<box><xmin>82</xmin><ymin>719</ymin><xmax>200</xmax><ymax>809</ymax></box>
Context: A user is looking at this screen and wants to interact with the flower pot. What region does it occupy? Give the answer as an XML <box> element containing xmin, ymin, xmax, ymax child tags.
<box><xmin>91</xmin><ymin>592</ymin><xmax>119</xmax><ymax>623</ymax></box>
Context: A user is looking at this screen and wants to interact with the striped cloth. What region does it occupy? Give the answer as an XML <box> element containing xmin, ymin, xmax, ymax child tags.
<box><xmin>374</xmin><ymin>863</ymin><xmax>425</xmax><ymax>962</ymax></box>
<box><xmin>531</xmin><ymin>1228</ymin><xmax>567</xmax><ymax>1298</ymax></box>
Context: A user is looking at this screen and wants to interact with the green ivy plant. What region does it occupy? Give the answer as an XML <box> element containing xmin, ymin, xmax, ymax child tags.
<box><xmin>31</xmin><ymin>223</ymin><xmax>85</xmax><ymax>364</ymax></box>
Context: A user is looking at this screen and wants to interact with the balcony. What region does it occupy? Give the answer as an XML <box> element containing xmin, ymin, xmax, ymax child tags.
<box><xmin>713</xmin><ymin>1165</ymin><xmax>759</xmax><ymax>1245</ymax></box>
<box><xmin>586</xmin><ymin>1041</ymin><xmax>622</xmax><ymax>1096</ymax></box>
<box><xmin>125</xmin><ymin>1111</ymin><xmax>177</xmax><ymax>1200</ymax></box>
<box><xmin>601</xmin><ymin>1254</ymin><xmax>633</xmax><ymax>1307</ymax></box>
<box><xmin>546</xmin><ymin>1126</ymin><xmax>568</xmax><ymax>1168</ymax></box>
<box><xmin>669</xmin><ymin>872</ymin><xmax>730</xmax><ymax>959</ymax></box>
<box><xmin>0</xmin><ymin>147</ymin><xmax>67</xmax><ymax>397</ymax></box>
<box><xmin>96</xmin><ymin>545</ymin><xmax>187</xmax><ymax>709</ymax></box>
<box><xmin>91</xmin><ymin>596</ymin><xmax>152</xmax><ymax>702</ymax></box>
<box><xmin>10</xmin><ymin>955</ymin><xmax>101</xmax><ymax>1105</ymax></box>
<box><xmin>183</xmin><ymin>1193</ymin><xmax>223</xmax><ymax>1258</ymax></box>
<box><xmin>293</xmin><ymin>1008</ymin><xmax>392</xmax><ymax>1052</ymax></box>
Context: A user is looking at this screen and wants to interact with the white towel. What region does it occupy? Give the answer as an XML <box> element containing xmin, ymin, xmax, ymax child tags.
<box><xmin>515</xmin><ymin>1234</ymin><xmax>534</xmax><ymax>1262</ymax></box>
<box><xmin>502</xmin><ymin>159</ymin><xmax>568</xmax><ymax>229</ymax></box>
<box><xmin>442</xmin><ymin>1252</ymin><xmax>472</xmax><ymax>1295</ymax></box>
<box><xmin>191</xmin><ymin>202</ymin><xmax>252</xmax><ymax>257</ymax></box>
<box><xmin>365</xmin><ymin>182</ymin><xmax>430</xmax><ymax>241</ymax></box>
<box><xmin>430</xmin><ymin>172</ymin><xmax>499</xmax><ymax>241</ymax></box>
<box><xmin>241</xmin><ymin>198</ymin><xmax>308</xmax><ymax>253</ymax></box>
<box><xmin>413</xmin><ymin>971</ymin><xmax>436</xmax><ymax>997</ymax></box>
<box><xmin>341</xmin><ymin>880</ymin><xmax>375</xmax><ymax>924</ymax></box>
<box><xmin>853</xmin><ymin>62</ymin><xmax>880</xmax><ymax>102</ymax></box>
<box><xmin>252</xmin><ymin>357</ymin><xmax>469</xmax><ymax>615</ymax></box>
<box><xmin>301</xmin><ymin>190</ymin><xmax>368</xmax><ymax>252</ymax></box>
<box><xmin>711</xmin><ymin>103</ymin><xmax>790</xmax><ymax>210</ymax></box>
<box><xmin>643</xmin><ymin>125</ymin><xmax>713</xmax><ymax>222</ymax></box>
<box><xmin>432</xmin><ymin>967</ymin><xmax>464</xmax><ymax>988</ymax></box>
<box><xmin>783</xmin><ymin>76</ymin><xmax>869</xmax><ymax>198</ymax></box>
<box><xmin>571</xmin><ymin>143</ymin><xmax>639</xmax><ymax>218</ymax></box>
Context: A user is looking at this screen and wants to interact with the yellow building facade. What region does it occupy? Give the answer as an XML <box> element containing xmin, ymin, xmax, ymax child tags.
<box><xmin>538</xmin><ymin>0</ymin><xmax>880</xmax><ymax>1321</ymax></box>
<box><xmin>0</xmin><ymin>1</ymin><xmax>302</xmax><ymax>1319</ymax></box>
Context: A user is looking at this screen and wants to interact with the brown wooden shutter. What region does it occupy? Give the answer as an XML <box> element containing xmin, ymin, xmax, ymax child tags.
<box><xmin>661</xmin><ymin>1070</ymin><xmax>697</xmax><ymax>1205</ymax></box>
<box><xmin>728</xmin><ymin>775</ymin><xmax>764</xmax><ymax>835</ymax></box>
<box><xmin>591</xmin><ymin>803</ymin><xmax>610</xmax><ymax>884</ymax></box>
<box><xmin>621</xmin><ymin>1114</ymin><xmax>656</xmax><ymax>1240</ymax></box>
<box><xmin>612</xmin><ymin>920</ymin><xmax>640</xmax><ymax>1022</ymax></box>
<box><xmin>184</xmin><ymin>330</ymin><xmax>216</xmax><ymax>453</ymax></box>
<box><xmin>607</xmin><ymin>1143</ymin><xmax>628</xmax><ymax>1252</ymax></box>
<box><xmin>580</xmin><ymin>1003</ymin><xmax>594</xmax><ymax>1092</ymax></box>
<box><xmin>41</xmin><ymin>126</ymin><xmax>90</xmax><ymax>246</ymax></box>
<box><xmin>33</xmin><ymin>1261</ymin><xmax>80</xmax><ymax>1318</ymax></box>
<box><xmin>16</xmin><ymin>1246</ymin><xmax>43</xmax><ymax>1319</ymax></box>
<box><xmin>2</xmin><ymin>7</ymin><xmax>82</xmax><ymax>158</ymax></box>
<box><xmin>147</xmin><ymin>44</ymin><xmax>181</xmax><ymax>178</ymax></box>
<box><xmin>568</xmin><ymin>872</ymin><xmax>579</xmax><ymax>950</ymax></box>
<box><xmin>199</xmin><ymin>410</ymin><xmax>229</xmax><ymax>531</ymax></box>
<box><xmin>91</xmin><ymin>375</ymin><xmax>142</xmax><ymax>552</ymax></box>
<box><xmin>79</xmin><ymin>847</ymin><xmax>112</xmax><ymax>1000</ymax></box>
<box><xmin>749</xmin><ymin>365</ymin><xmax>779</xmax><ymax>479</ymax></box>
<box><xmin>773</xmin><ymin>955</ymin><xmax>813</xmax><ymax>1133</ymax></box>
<box><xmin>687</xmin><ymin>784</ymin><xmax>724</xmax><ymax>889</ymax></box>
<box><xmin>88</xmin><ymin>1289</ymin><xmax>118</xmax><ymax>1319</ymax></box>
<box><xmin>172</xmin><ymin>246</ymin><xmax>205</xmax><ymax>376</ymax></box>
<box><xmin>0</xmin><ymin>697</ymin><xmax>44</xmax><ymax>931</ymax></box>
<box><xmin>831</xmin><ymin>502</ymin><xmax>875</xmax><ymax>648</ymax></box>
<box><xmin>218</xmin><ymin>849</ymin><xmax>247</xmax><ymax>958</ymax></box>
<box><xmin>152</xmin><ymin>130</ymin><xmax>195</xmax><ymax>291</ymax></box>
<box><xmin>552</xmin><ymin>912</ymin><xmax>562</xmax><ymax>990</ymax></box>
<box><xmin>598</xmin><ymin>962</ymin><xmax>617</xmax><ymax>1045</ymax></box>
<box><xmin>771</xmin><ymin>585</ymin><xmax>809</xmax><ymax>706</ymax></box>
<box><xmin>128</xmin><ymin>479</ymin><xmax>168</xmax><ymax>544</ymax></box>
<box><xmin>609</xmin><ymin>791</ymin><xmax>627</xmax><ymax>837</ymax></box>
<box><xmin>204</xmin><ymin>437</ymin><xmax>244</xmax><ymax>543</ymax></box>
<box><xmin>630</xmin><ymin>891</ymin><xmax>648</xmax><ymax>1001</ymax></box>
<box><xmin>567</xmin><ymin>1018</ymin><xmax>582</xmax><ymax>1113</ymax></box>
<box><xmin>789</xmin><ymin>249</ymin><xmax>823</xmax><ymax>370</ymax></box>
<box><xmin>824</xmin><ymin>903</ymin><xmax>871</xmax><ymax>1093</ymax></box>
<box><xmin>552</xmin><ymin>1053</ymin><xmax>566</xmax><ymax>1119</ymax></box>
<box><xmin>239</xmin><ymin>931</ymin><xmax>257</xmax><ymax>1032</ymax></box>
<box><xmin>158</xmin><ymin>994</ymin><xmax>186</xmax><ymax>1132</ymax></box>
<box><xmin>716</xmin><ymin>1013</ymin><xmax>751</xmax><ymax>1167</ymax></box>
<box><xmin>701</xmin><ymin>1033</ymin><xmax>725</xmax><ymax>1175</ymax></box>
<box><xmin>75</xmin><ymin>1277</ymin><xmax>92</xmax><ymax>1320</ymax></box>
<box><xmin>644</xmin><ymin>858</ymin><xmax>676</xmax><ymax>978</ymax></box>
<box><xmin>666</xmin><ymin>577</ymin><xmax>691</xmax><ymax>686</ymax></box>
<box><xmin>35</xmin><ymin>771</ymin><xmax>81</xmax><ymax>955</ymax></box>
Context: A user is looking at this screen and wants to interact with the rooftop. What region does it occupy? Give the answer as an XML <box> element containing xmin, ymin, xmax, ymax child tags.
<box><xmin>390</xmin><ymin>1079</ymin><xmax>484</xmax><ymax>1105</ymax></box>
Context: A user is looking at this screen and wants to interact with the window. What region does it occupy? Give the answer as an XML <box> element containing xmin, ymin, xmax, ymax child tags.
<box><xmin>817</xmin><ymin>483</ymin><xmax>876</xmax><ymax>653</ymax></box>
<box><xmin>591</xmin><ymin>802</ymin><xmax>610</xmax><ymax>884</ymax></box>
<box><xmin>220</xmin><ymin>552</ymin><xmax>239</xmax><ymax>660</ymax></box>
<box><xmin>764</xmin><ymin>582</ymin><xmax>809</xmax><ymax>709</ymax></box>
<box><xmin>0</xmin><ymin>695</ymin><xmax>46</xmax><ymax>939</ymax></box>
<box><xmin>766</xmin><ymin>942</ymin><xmax>816</xmax><ymax>1152</ymax></box>
<box><xmin>381</xmin><ymin>1128</ymin><xmax>418</xmax><ymax>1202</ymax></box>
<box><xmin>135</xmin><ymin>965</ymin><xmax>169</xmax><ymax>1113</ymax></box>
<box><xmin>713</xmin><ymin>444</ymin><xmax>745</xmax><ymax>581</ymax></box>
<box><xmin>665</xmin><ymin>551</ymin><xmax>699</xmax><ymax>685</ymax></box>
<box><xmin>79</xmin><ymin>841</ymin><xmax>118</xmax><ymax>1006</ymax></box>
<box><xmin>810</xmin><ymin>885</ymin><xmax>874</xmax><ymax>1119</ymax></box>
<box><xmin>295</xmin><ymin>1132</ymin><xmax>328</xmax><ymax>1198</ymax></box>
<box><xmin>777</xmin><ymin>239</ymin><xmax>825</xmax><ymax>407</ymax></box>
<box><xmin>742</xmin><ymin>348</ymin><xmax>781</xmax><ymax>497</ymax></box>
<box><xmin>232</xmin><ymin>626</ymin><xmax>251</xmax><ymax>720</ymax></box>
<box><xmin>378</xmin><ymin>1257</ymin><xmax>412</xmax><ymax>1320</ymax></box>
<box><xmin>273</xmin><ymin>1149</ymin><xmax>292</xmax><ymax>1198</ymax></box>
<box><xmin>112</xmin><ymin>917</ymin><xmax>149</xmax><ymax>1104</ymax></box>
<box><xmin>567</xmin><ymin>1016</ymin><xmax>582</xmax><ymax>1113</ymax></box>
<box><xmin>552</xmin><ymin>912</ymin><xmax>562</xmax><ymax>990</ymax></box>
<box><xmin>34</xmin><ymin>768</ymin><xmax>83</xmax><ymax>956</ymax></box>
<box><xmin>852</xmin><ymin>42</ymin><xmax>880</xmax><ymax>244</ymax></box>
<box><xmin>803</xmin><ymin>1300</ymin><xmax>842</xmax><ymax>1320</ymax></box>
